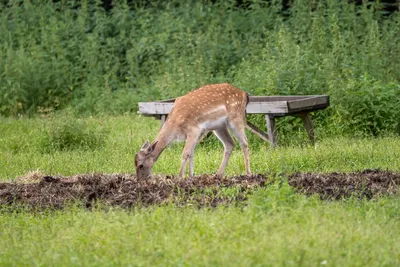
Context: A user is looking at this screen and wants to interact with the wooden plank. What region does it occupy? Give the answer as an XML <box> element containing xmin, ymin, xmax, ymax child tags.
<box><xmin>139</xmin><ymin>101</ymin><xmax>290</xmax><ymax>114</ymax></box>
<box><xmin>139</xmin><ymin>95</ymin><xmax>329</xmax><ymax>115</ymax></box>
<box><xmin>249</xmin><ymin>96</ymin><xmax>309</xmax><ymax>102</ymax></box>
<box><xmin>149</xmin><ymin>95</ymin><xmax>324</xmax><ymax>104</ymax></box>
<box><xmin>287</xmin><ymin>95</ymin><xmax>329</xmax><ymax>111</ymax></box>
<box><xmin>138</xmin><ymin>94</ymin><xmax>330</xmax><ymax>145</ymax></box>
<box><xmin>159</xmin><ymin>98</ymin><xmax>176</xmax><ymax>103</ymax></box>
<box><xmin>246</xmin><ymin>101</ymin><xmax>288</xmax><ymax>114</ymax></box>
<box><xmin>245</xmin><ymin>122</ymin><xmax>270</xmax><ymax>142</ymax></box>
<box><xmin>138</xmin><ymin>102</ymin><xmax>174</xmax><ymax>115</ymax></box>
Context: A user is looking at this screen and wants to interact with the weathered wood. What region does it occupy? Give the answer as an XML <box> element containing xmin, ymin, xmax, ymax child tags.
<box><xmin>139</xmin><ymin>95</ymin><xmax>329</xmax><ymax>115</ymax></box>
<box><xmin>246</xmin><ymin>122</ymin><xmax>270</xmax><ymax>143</ymax></box>
<box><xmin>160</xmin><ymin>115</ymin><xmax>167</xmax><ymax>129</ymax></box>
<box><xmin>299</xmin><ymin>113</ymin><xmax>315</xmax><ymax>143</ymax></box>
<box><xmin>140</xmin><ymin>101</ymin><xmax>291</xmax><ymax>115</ymax></box>
<box><xmin>139</xmin><ymin>102</ymin><xmax>174</xmax><ymax>115</ymax></box>
<box><xmin>138</xmin><ymin>94</ymin><xmax>329</xmax><ymax>145</ymax></box>
<box><xmin>246</xmin><ymin>101</ymin><xmax>289</xmax><ymax>114</ymax></box>
<box><xmin>159</xmin><ymin>98</ymin><xmax>176</xmax><ymax>103</ymax></box>
<box><xmin>287</xmin><ymin>95</ymin><xmax>329</xmax><ymax>111</ymax></box>
<box><xmin>265</xmin><ymin>114</ymin><xmax>277</xmax><ymax>146</ymax></box>
<box><xmin>249</xmin><ymin>95</ymin><xmax>309</xmax><ymax>102</ymax></box>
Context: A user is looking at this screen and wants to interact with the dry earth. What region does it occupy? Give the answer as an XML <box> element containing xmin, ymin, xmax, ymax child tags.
<box><xmin>0</xmin><ymin>169</ymin><xmax>399</xmax><ymax>209</ymax></box>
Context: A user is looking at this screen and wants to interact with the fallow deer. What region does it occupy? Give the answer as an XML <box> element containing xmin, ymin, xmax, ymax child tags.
<box><xmin>135</xmin><ymin>83</ymin><xmax>251</xmax><ymax>179</ymax></box>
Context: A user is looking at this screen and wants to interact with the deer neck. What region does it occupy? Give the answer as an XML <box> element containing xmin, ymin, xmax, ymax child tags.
<box><xmin>150</xmin><ymin>125</ymin><xmax>177</xmax><ymax>162</ymax></box>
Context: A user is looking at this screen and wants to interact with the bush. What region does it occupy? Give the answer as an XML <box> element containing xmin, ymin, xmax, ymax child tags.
<box><xmin>333</xmin><ymin>77</ymin><xmax>400</xmax><ymax>136</ymax></box>
<box><xmin>39</xmin><ymin>117</ymin><xmax>108</xmax><ymax>153</ymax></box>
<box><xmin>0</xmin><ymin>0</ymin><xmax>399</xmax><ymax>137</ymax></box>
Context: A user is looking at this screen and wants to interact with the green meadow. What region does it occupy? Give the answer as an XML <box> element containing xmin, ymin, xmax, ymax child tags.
<box><xmin>1</xmin><ymin>114</ymin><xmax>400</xmax><ymax>179</ymax></box>
<box><xmin>1</xmin><ymin>0</ymin><xmax>400</xmax><ymax>266</ymax></box>
<box><xmin>1</xmin><ymin>114</ymin><xmax>400</xmax><ymax>266</ymax></box>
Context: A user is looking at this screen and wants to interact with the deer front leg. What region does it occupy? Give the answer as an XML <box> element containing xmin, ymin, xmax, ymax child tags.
<box><xmin>229</xmin><ymin>121</ymin><xmax>251</xmax><ymax>175</ymax></box>
<box><xmin>213</xmin><ymin>128</ymin><xmax>235</xmax><ymax>177</ymax></box>
<box><xmin>179</xmin><ymin>134</ymin><xmax>200</xmax><ymax>177</ymax></box>
<box><xmin>189</xmin><ymin>153</ymin><xmax>195</xmax><ymax>177</ymax></box>
<box><xmin>241</xmin><ymin>142</ymin><xmax>251</xmax><ymax>175</ymax></box>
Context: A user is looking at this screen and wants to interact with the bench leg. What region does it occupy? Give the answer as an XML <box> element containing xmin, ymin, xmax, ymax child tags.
<box><xmin>300</xmin><ymin>113</ymin><xmax>315</xmax><ymax>143</ymax></box>
<box><xmin>265</xmin><ymin>114</ymin><xmax>277</xmax><ymax>147</ymax></box>
<box><xmin>245</xmin><ymin>121</ymin><xmax>270</xmax><ymax>142</ymax></box>
<box><xmin>160</xmin><ymin>115</ymin><xmax>167</xmax><ymax>129</ymax></box>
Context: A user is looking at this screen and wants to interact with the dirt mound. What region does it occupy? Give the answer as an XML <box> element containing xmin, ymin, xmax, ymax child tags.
<box><xmin>289</xmin><ymin>169</ymin><xmax>400</xmax><ymax>199</ymax></box>
<box><xmin>0</xmin><ymin>173</ymin><xmax>268</xmax><ymax>209</ymax></box>
<box><xmin>0</xmin><ymin>169</ymin><xmax>399</xmax><ymax>209</ymax></box>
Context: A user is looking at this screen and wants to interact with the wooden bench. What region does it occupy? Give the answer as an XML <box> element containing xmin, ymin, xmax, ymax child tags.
<box><xmin>138</xmin><ymin>95</ymin><xmax>330</xmax><ymax>146</ymax></box>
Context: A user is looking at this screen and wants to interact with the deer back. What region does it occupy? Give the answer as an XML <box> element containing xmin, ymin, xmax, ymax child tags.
<box><xmin>165</xmin><ymin>83</ymin><xmax>249</xmax><ymax>132</ymax></box>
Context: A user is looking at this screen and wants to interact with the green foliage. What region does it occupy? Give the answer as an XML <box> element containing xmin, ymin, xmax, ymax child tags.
<box><xmin>233</xmin><ymin>0</ymin><xmax>400</xmax><ymax>136</ymax></box>
<box><xmin>0</xmin><ymin>0</ymin><xmax>399</xmax><ymax>137</ymax></box>
<box><xmin>333</xmin><ymin>77</ymin><xmax>400</xmax><ymax>136</ymax></box>
<box><xmin>39</xmin><ymin>115</ymin><xmax>108</xmax><ymax>152</ymax></box>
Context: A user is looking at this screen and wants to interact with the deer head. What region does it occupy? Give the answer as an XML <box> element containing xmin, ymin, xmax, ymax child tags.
<box><xmin>135</xmin><ymin>140</ymin><xmax>158</xmax><ymax>179</ymax></box>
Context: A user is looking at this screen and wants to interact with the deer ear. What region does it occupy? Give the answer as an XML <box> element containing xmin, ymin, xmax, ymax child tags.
<box><xmin>141</xmin><ymin>140</ymin><xmax>150</xmax><ymax>150</ymax></box>
<box><xmin>147</xmin><ymin>141</ymin><xmax>158</xmax><ymax>154</ymax></box>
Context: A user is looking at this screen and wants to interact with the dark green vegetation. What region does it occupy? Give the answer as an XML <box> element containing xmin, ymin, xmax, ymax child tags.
<box><xmin>1</xmin><ymin>0</ymin><xmax>400</xmax><ymax>136</ymax></box>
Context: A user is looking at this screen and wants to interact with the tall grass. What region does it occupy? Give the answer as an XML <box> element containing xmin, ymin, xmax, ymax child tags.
<box><xmin>0</xmin><ymin>105</ymin><xmax>400</xmax><ymax>266</ymax></box>
<box><xmin>1</xmin><ymin>197</ymin><xmax>400</xmax><ymax>266</ymax></box>
<box><xmin>1</xmin><ymin>114</ymin><xmax>399</xmax><ymax>180</ymax></box>
<box><xmin>0</xmin><ymin>0</ymin><xmax>399</xmax><ymax>135</ymax></box>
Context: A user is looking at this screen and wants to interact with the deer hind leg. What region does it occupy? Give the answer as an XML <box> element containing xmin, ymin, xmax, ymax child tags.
<box><xmin>179</xmin><ymin>133</ymin><xmax>201</xmax><ymax>178</ymax></box>
<box><xmin>213</xmin><ymin>127</ymin><xmax>235</xmax><ymax>177</ymax></box>
<box><xmin>228</xmin><ymin>119</ymin><xmax>251</xmax><ymax>175</ymax></box>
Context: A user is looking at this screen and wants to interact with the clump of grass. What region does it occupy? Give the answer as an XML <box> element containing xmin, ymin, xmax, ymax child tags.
<box><xmin>247</xmin><ymin>179</ymin><xmax>298</xmax><ymax>214</ymax></box>
<box><xmin>14</xmin><ymin>170</ymin><xmax>44</xmax><ymax>184</ymax></box>
<box><xmin>39</xmin><ymin>117</ymin><xmax>108</xmax><ymax>153</ymax></box>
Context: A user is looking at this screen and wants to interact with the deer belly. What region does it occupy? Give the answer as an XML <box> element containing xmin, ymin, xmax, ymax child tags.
<box><xmin>199</xmin><ymin>116</ymin><xmax>228</xmax><ymax>131</ymax></box>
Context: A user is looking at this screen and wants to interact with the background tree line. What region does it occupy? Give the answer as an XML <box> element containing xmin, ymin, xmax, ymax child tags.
<box><xmin>0</xmin><ymin>0</ymin><xmax>399</xmax><ymax>136</ymax></box>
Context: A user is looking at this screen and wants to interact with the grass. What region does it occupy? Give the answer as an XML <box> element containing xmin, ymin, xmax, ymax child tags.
<box><xmin>0</xmin><ymin>198</ymin><xmax>399</xmax><ymax>266</ymax></box>
<box><xmin>0</xmin><ymin>114</ymin><xmax>400</xmax><ymax>266</ymax></box>
<box><xmin>1</xmin><ymin>114</ymin><xmax>399</xmax><ymax>179</ymax></box>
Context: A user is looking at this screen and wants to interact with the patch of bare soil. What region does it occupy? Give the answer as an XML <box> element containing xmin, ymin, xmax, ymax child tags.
<box><xmin>289</xmin><ymin>169</ymin><xmax>400</xmax><ymax>200</ymax></box>
<box><xmin>0</xmin><ymin>169</ymin><xmax>399</xmax><ymax>209</ymax></box>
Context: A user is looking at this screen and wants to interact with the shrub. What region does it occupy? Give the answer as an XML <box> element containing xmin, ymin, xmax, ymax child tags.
<box><xmin>0</xmin><ymin>0</ymin><xmax>399</xmax><ymax>137</ymax></box>
<box><xmin>333</xmin><ymin>77</ymin><xmax>400</xmax><ymax>136</ymax></box>
<box><xmin>39</xmin><ymin>117</ymin><xmax>108</xmax><ymax>153</ymax></box>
